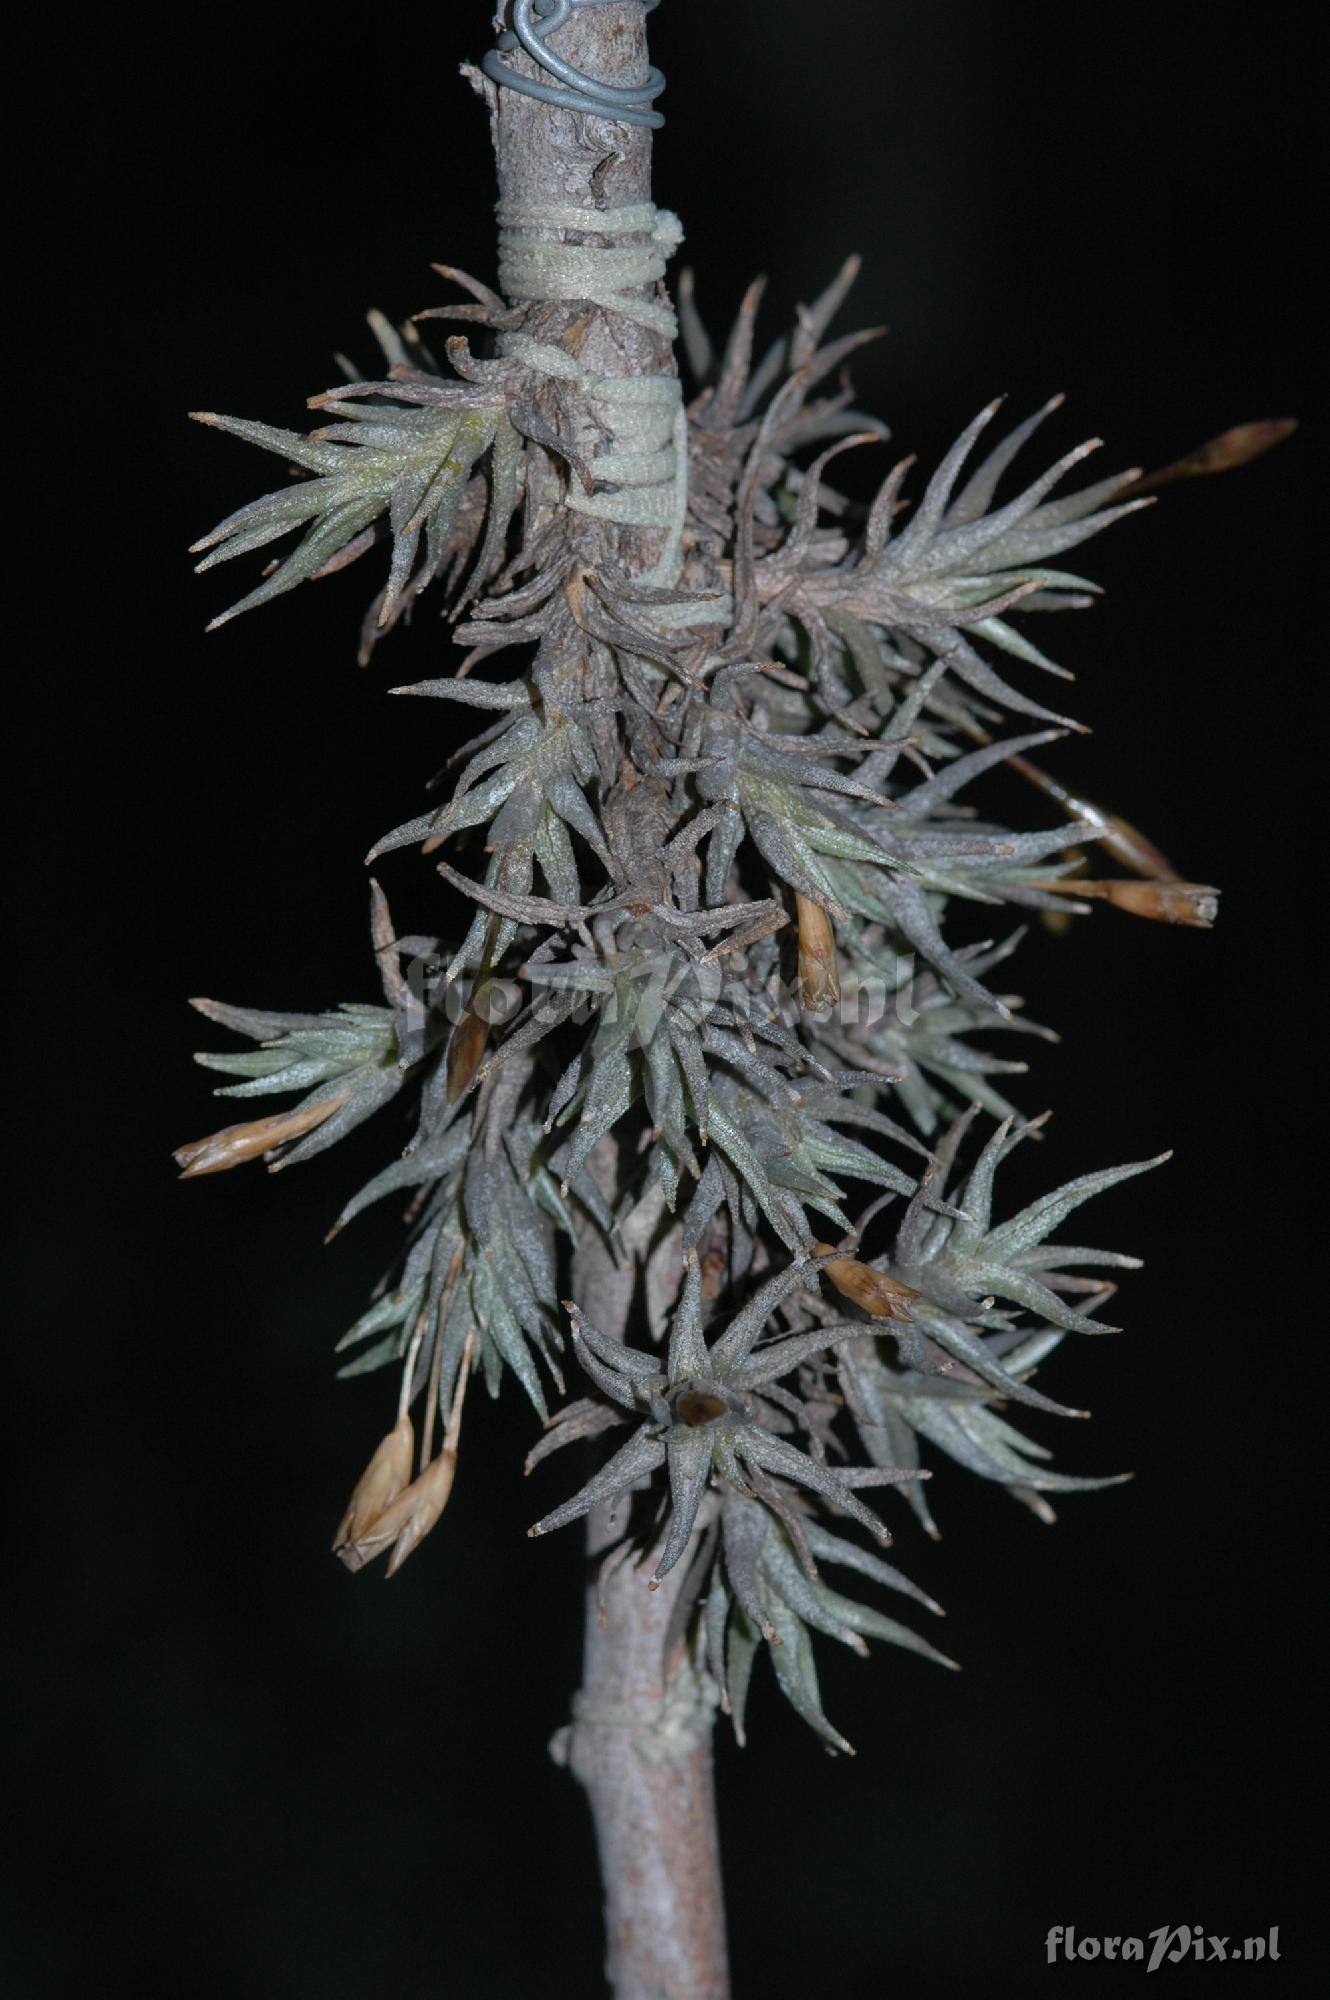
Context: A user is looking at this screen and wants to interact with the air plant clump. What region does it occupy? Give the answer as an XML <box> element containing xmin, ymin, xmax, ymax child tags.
<box><xmin>179</xmin><ymin>243</ymin><xmax>1231</xmax><ymax>1710</ymax></box>
<box><xmin>178</xmin><ymin>6</ymin><xmax>1285</xmax><ymax>1989</ymax></box>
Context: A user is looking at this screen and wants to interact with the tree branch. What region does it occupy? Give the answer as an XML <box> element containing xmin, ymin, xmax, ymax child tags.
<box><xmin>477</xmin><ymin>7</ymin><xmax>728</xmax><ymax>1990</ymax></box>
<box><xmin>564</xmin><ymin>1187</ymin><xmax>729</xmax><ymax>2000</ymax></box>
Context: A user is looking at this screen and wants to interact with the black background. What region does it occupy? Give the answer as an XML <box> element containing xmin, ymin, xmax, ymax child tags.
<box><xmin>10</xmin><ymin>3</ymin><xmax>1318</xmax><ymax>1994</ymax></box>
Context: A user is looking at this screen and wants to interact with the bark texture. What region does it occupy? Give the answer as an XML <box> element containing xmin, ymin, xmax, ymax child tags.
<box><xmin>565</xmin><ymin>1204</ymin><xmax>728</xmax><ymax>2000</ymax></box>
<box><xmin>475</xmin><ymin>0</ymin><xmax>680</xmax><ymax>588</ymax></box>
<box><xmin>479</xmin><ymin>9</ymin><xmax>730</xmax><ymax>1994</ymax></box>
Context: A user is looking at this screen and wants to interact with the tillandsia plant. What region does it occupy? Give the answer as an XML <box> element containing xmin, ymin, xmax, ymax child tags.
<box><xmin>178</xmin><ymin>5</ymin><xmax>1291</xmax><ymax>1994</ymax></box>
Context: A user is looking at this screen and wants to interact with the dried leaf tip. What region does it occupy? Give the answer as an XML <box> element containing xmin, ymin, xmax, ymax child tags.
<box><xmin>173</xmin><ymin>1096</ymin><xmax>348</xmax><ymax>1177</ymax></box>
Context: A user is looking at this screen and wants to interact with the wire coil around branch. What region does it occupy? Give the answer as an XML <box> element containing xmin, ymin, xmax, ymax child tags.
<box><xmin>482</xmin><ymin>0</ymin><xmax>666</xmax><ymax>128</ymax></box>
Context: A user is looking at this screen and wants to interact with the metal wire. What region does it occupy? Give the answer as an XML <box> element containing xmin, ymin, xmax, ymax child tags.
<box><xmin>482</xmin><ymin>0</ymin><xmax>665</xmax><ymax>128</ymax></box>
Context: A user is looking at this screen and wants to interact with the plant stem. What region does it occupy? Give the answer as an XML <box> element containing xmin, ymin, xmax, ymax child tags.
<box><xmin>476</xmin><ymin>8</ymin><xmax>729</xmax><ymax>1991</ymax></box>
<box><xmin>568</xmin><ymin>1204</ymin><xmax>729</xmax><ymax>2000</ymax></box>
<box><xmin>475</xmin><ymin>0</ymin><xmax>675</xmax><ymax>509</ymax></box>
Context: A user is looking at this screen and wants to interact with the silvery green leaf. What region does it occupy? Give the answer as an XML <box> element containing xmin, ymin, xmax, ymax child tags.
<box><xmin>981</xmin><ymin>1154</ymin><xmax>1170</xmax><ymax>1262</ymax></box>
<box><xmin>654</xmin><ymin>1429</ymin><xmax>717</xmax><ymax>1583</ymax></box>
<box><xmin>529</xmin><ymin>1427</ymin><xmax>668</xmax><ymax>1539</ymax></box>
<box><xmin>763</xmin><ymin>1593</ymin><xmax>853</xmax><ymax>1754</ymax></box>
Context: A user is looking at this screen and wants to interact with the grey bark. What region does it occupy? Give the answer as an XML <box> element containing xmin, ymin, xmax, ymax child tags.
<box><xmin>476</xmin><ymin>9</ymin><xmax>730</xmax><ymax>1996</ymax></box>
<box><xmin>565</xmin><ymin>1200</ymin><xmax>729</xmax><ymax>2000</ymax></box>
<box><xmin>473</xmin><ymin>1</ymin><xmax>680</xmax><ymax>587</ymax></box>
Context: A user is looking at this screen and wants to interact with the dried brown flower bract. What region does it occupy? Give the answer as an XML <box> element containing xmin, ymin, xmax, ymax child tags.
<box><xmin>1044</xmin><ymin>878</ymin><xmax>1220</xmax><ymax>926</ymax></box>
<box><xmin>1116</xmin><ymin>417</ymin><xmax>1296</xmax><ymax>497</ymax></box>
<box><xmin>332</xmin><ymin>1414</ymin><xmax>415</xmax><ymax>1570</ymax></box>
<box><xmin>334</xmin><ymin>1330</ymin><xmax>474</xmax><ymax>1575</ymax></box>
<box><xmin>1002</xmin><ymin>757</ymin><xmax>1180</xmax><ymax>880</ymax></box>
<box><xmin>336</xmin><ymin>1448</ymin><xmax>458</xmax><ymax>1576</ymax></box>
<box><xmin>173</xmin><ymin>1095</ymin><xmax>348</xmax><ymax>1177</ymax></box>
<box><xmin>795</xmin><ymin>893</ymin><xmax>841</xmax><ymax>1014</ymax></box>
<box><xmin>813</xmin><ymin>1243</ymin><xmax>919</xmax><ymax>1321</ymax></box>
<box><xmin>445</xmin><ymin>989</ymin><xmax>491</xmax><ymax>1105</ymax></box>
